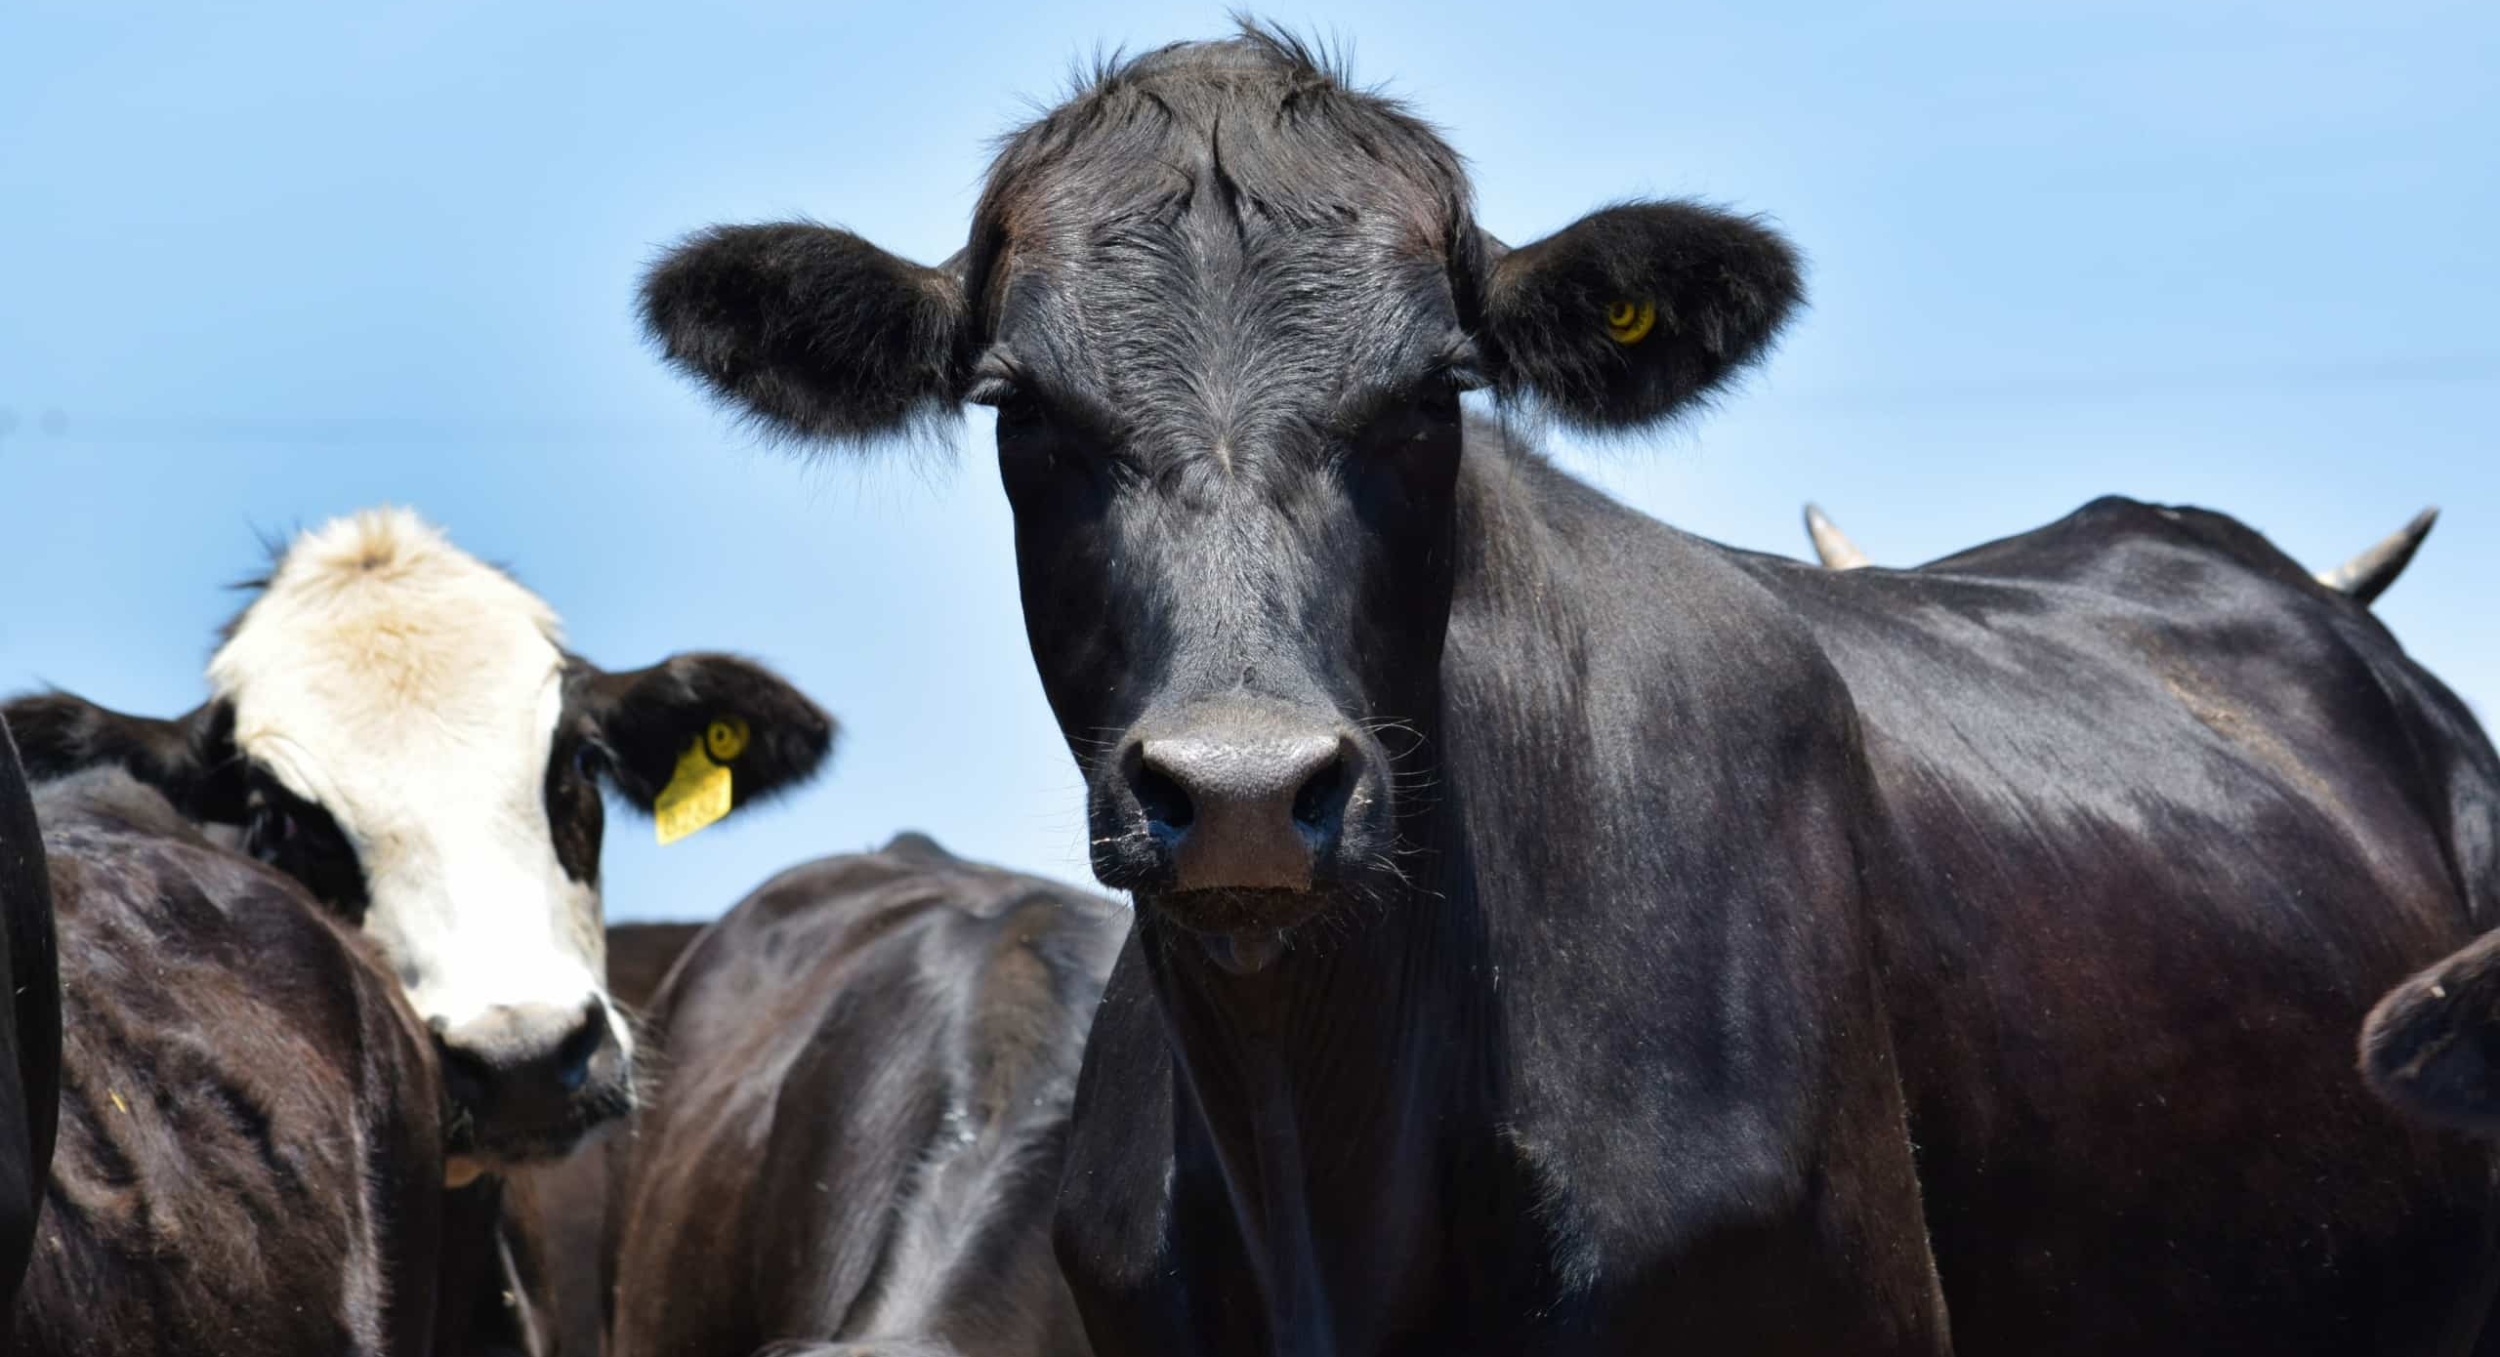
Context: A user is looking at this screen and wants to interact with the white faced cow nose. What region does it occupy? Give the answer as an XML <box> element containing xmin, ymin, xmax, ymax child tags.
<box><xmin>1131</xmin><ymin>726</ymin><xmax>1353</xmax><ymax>891</ymax></box>
<box><xmin>433</xmin><ymin>999</ymin><xmax>623</xmax><ymax>1151</ymax></box>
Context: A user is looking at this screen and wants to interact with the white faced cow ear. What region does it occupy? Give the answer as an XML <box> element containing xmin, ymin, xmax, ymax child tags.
<box><xmin>1479</xmin><ymin>200</ymin><xmax>1804</xmax><ymax>430</ymax></box>
<box><xmin>0</xmin><ymin>693</ymin><xmax>245</xmax><ymax>822</ymax></box>
<box><xmin>574</xmin><ymin>653</ymin><xmax>837</xmax><ymax>830</ymax></box>
<box><xmin>640</xmin><ymin>222</ymin><xmax>972</xmax><ymax>448</ymax></box>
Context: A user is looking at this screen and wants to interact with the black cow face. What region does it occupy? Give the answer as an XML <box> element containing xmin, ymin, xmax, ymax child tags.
<box><xmin>642</xmin><ymin>29</ymin><xmax>1797</xmax><ymax>959</ymax></box>
<box><xmin>4</xmin><ymin>510</ymin><xmax>835</xmax><ymax>1166</ymax></box>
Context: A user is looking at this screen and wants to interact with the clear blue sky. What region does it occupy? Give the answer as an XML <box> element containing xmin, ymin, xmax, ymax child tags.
<box><xmin>3</xmin><ymin>2</ymin><xmax>2492</xmax><ymax>921</ymax></box>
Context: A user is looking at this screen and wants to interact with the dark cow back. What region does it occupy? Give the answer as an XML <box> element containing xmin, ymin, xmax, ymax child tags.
<box><xmin>610</xmin><ymin>834</ymin><xmax>1126</xmax><ymax>1357</ymax></box>
<box><xmin>0</xmin><ymin>718</ymin><xmax>60</xmax><ymax>1329</ymax></box>
<box><xmin>1758</xmin><ymin>496</ymin><xmax>2500</xmax><ymax>1348</ymax></box>
<box><xmin>14</xmin><ymin>771</ymin><xmax>445</xmax><ymax>1357</ymax></box>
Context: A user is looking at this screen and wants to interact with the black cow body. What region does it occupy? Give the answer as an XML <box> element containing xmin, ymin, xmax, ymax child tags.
<box><xmin>13</xmin><ymin>771</ymin><xmax>445</xmax><ymax>1356</ymax></box>
<box><xmin>637</xmin><ymin>27</ymin><xmax>2500</xmax><ymax>1353</ymax></box>
<box><xmin>609</xmin><ymin>834</ymin><xmax>1126</xmax><ymax>1357</ymax></box>
<box><xmin>1052</xmin><ymin>456</ymin><xmax>2500</xmax><ymax>1354</ymax></box>
<box><xmin>0</xmin><ymin>719</ymin><xmax>60</xmax><ymax>1331</ymax></box>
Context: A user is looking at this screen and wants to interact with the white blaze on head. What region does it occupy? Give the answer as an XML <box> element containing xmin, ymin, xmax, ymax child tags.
<box><xmin>206</xmin><ymin>509</ymin><xmax>621</xmax><ymax>1056</ymax></box>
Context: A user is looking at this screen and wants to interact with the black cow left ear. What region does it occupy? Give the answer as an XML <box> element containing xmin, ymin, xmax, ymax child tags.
<box><xmin>578</xmin><ymin>654</ymin><xmax>836</xmax><ymax>819</ymax></box>
<box><xmin>1480</xmin><ymin>200</ymin><xmax>1803</xmax><ymax>429</ymax></box>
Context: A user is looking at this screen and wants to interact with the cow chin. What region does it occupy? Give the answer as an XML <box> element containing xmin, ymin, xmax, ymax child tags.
<box><xmin>440</xmin><ymin>1065</ymin><xmax>634</xmax><ymax>1171</ymax></box>
<box><xmin>1147</xmin><ymin>886</ymin><xmax>1347</xmax><ymax>975</ymax></box>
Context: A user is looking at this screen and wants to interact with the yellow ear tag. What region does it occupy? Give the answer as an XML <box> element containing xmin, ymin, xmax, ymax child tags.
<box><xmin>653</xmin><ymin>736</ymin><xmax>734</xmax><ymax>846</ymax></box>
<box><xmin>705</xmin><ymin>716</ymin><xmax>750</xmax><ymax>762</ymax></box>
<box><xmin>1605</xmin><ymin>299</ymin><xmax>1658</xmax><ymax>345</ymax></box>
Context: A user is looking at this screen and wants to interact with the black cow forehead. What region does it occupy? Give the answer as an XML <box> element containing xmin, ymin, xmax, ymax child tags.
<box><xmin>972</xmin><ymin>33</ymin><xmax>1472</xmax><ymax>315</ymax></box>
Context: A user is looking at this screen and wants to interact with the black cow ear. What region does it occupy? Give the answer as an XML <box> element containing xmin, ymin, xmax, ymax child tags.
<box><xmin>0</xmin><ymin>693</ymin><xmax>244</xmax><ymax>822</ymax></box>
<box><xmin>641</xmin><ymin>222</ymin><xmax>970</xmax><ymax>445</ymax></box>
<box><xmin>1481</xmin><ymin>201</ymin><xmax>1803</xmax><ymax>429</ymax></box>
<box><xmin>2361</xmin><ymin>932</ymin><xmax>2500</xmax><ymax>1135</ymax></box>
<box><xmin>578</xmin><ymin>654</ymin><xmax>836</xmax><ymax>815</ymax></box>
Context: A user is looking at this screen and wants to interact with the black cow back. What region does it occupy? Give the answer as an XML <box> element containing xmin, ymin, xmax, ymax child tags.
<box><xmin>611</xmin><ymin>834</ymin><xmax>1126</xmax><ymax>1357</ymax></box>
<box><xmin>12</xmin><ymin>771</ymin><xmax>444</xmax><ymax>1357</ymax></box>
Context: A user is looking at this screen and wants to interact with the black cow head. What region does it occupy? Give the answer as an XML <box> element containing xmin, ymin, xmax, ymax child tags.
<box><xmin>5</xmin><ymin>509</ymin><xmax>834</xmax><ymax>1167</ymax></box>
<box><xmin>643</xmin><ymin>27</ymin><xmax>1798</xmax><ymax>963</ymax></box>
<box><xmin>2362</xmin><ymin>931</ymin><xmax>2500</xmax><ymax>1136</ymax></box>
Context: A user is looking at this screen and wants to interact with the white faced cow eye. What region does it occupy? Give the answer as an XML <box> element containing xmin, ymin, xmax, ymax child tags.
<box><xmin>572</xmin><ymin>744</ymin><xmax>599</xmax><ymax>778</ymax></box>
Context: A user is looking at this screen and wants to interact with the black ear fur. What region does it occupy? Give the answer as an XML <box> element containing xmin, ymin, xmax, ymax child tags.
<box><xmin>640</xmin><ymin>222</ymin><xmax>970</xmax><ymax>444</ymax></box>
<box><xmin>2361</xmin><ymin>930</ymin><xmax>2500</xmax><ymax>1135</ymax></box>
<box><xmin>579</xmin><ymin>654</ymin><xmax>836</xmax><ymax>815</ymax></box>
<box><xmin>1483</xmin><ymin>201</ymin><xmax>1803</xmax><ymax>429</ymax></box>
<box><xmin>0</xmin><ymin>693</ymin><xmax>244</xmax><ymax>822</ymax></box>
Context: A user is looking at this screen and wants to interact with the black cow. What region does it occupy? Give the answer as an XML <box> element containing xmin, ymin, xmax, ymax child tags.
<box><xmin>608</xmin><ymin>834</ymin><xmax>1125</xmax><ymax>1357</ymax></box>
<box><xmin>0</xmin><ymin>718</ymin><xmax>60</xmax><ymax>1333</ymax></box>
<box><xmin>13</xmin><ymin>770</ymin><xmax>446</xmax><ymax>1356</ymax></box>
<box><xmin>638</xmin><ymin>27</ymin><xmax>2500</xmax><ymax>1353</ymax></box>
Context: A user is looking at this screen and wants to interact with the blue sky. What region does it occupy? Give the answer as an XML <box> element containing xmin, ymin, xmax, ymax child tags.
<box><xmin>2</xmin><ymin>1</ymin><xmax>2492</xmax><ymax>921</ymax></box>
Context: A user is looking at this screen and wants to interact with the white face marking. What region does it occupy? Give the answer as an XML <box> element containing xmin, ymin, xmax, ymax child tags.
<box><xmin>206</xmin><ymin>509</ymin><xmax>627</xmax><ymax>1059</ymax></box>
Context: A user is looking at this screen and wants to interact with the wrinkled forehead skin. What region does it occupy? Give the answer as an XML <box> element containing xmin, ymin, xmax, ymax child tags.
<box><xmin>205</xmin><ymin>510</ymin><xmax>609</xmax><ymax>1036</ymax></box>
<box><xmin>966</xmin><ymin>38</ymin><xmax>1485</xmax><ymax>454</ymax></box>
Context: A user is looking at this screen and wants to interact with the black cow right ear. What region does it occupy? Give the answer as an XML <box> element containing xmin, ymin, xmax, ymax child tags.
<box><xmin>640</xmin><ymin>222</ymin><xmax>971</xmax><ymax>445</ymax></box>
<box><xmin>0</xmin><ymin>693</ymin><xmax>244</xmax><ymax>821</ymax></box>
<box><xmin>1481</xmin><ymin>201</ymin><xmax>1803</xmax><ymax>430</ymax></box>
<box><xmin>2361</xmin><ymin>931</ymin><xmax>2500</xmax><ymax>1135</ymax></box>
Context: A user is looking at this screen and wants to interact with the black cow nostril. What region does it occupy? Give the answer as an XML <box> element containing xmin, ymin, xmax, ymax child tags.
<box><xmin>1133</xmin><ymin>761</ymin><xmax>1197</xmax><ymax>833</ymax></box>
<box><xmin>1291</xmin><ymin>753</ymin><xmax>1349</xmax><ymax>831</ymax></box>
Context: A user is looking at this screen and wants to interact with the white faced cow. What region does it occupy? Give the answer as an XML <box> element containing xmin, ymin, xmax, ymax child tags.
<box><xmin>6</xmin><ymin>508</ymin><xmax>832</xmax><ymax>1173</ymax></box>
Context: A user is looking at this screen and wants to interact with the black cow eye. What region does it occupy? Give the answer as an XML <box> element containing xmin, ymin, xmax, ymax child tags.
<box><xmin>573</xmin><ymin>743</ymin><xmax>598</xmax><ymax>778</ymax></box>
<box><xmin>994</xmin><ymin>392</ymin><xmax>1052</xmax><ymax>440</ymax></box>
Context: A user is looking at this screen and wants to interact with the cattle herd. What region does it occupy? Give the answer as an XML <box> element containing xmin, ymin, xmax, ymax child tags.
<box><xmin>2</xmin><ymin>25</ymin><xmax>2498</xmax><ymax>1357</ymax></box>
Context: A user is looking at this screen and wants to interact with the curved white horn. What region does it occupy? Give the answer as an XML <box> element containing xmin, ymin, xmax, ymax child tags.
<box><xmin>1804</xmin><ymin>503</ymin><xmax>1873</xmax><ymax>570</ymax></box>
<box><xmin>2318</xmin><ymin>508</ymin><xmax>2438</xmax><ymax>606</ymax></box>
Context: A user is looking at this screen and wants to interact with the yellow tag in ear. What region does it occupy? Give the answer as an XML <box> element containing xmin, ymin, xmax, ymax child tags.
<box><xmin>653</xmin><ymin>737</ymin><xmax>733</xmax><ymax>846</ymax></box>
<box><xmin>1605</xmin><ymin>299</ymin><xmax>1658</xmax><ymax>346</ymax></box>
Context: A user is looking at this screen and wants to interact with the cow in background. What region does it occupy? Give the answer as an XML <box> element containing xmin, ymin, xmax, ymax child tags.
<box><xmin>2365</xmin><ymin>933</ymin><xmax>2500</xmax><ymax>1135</ymax></box>
<box><xmin>609</xmin><ymin>834</ymin><xmax>1125</xmax><ymax>1357</ymax></box>
<box><xmin>6</xmin><ymin>507</ymin><xmax>832</xmax><ymax>1174</ymax></box>
<box><xmin>13</xmin><ymin>768</ymin><xmax>445</xmax><ymax>1355</ymax></box>
<box><xmin>1801</xmin><ymin>499</ymin><xmax>2439</xmax><ymax>605</ymax></box>
<box><xmin>6</xmin><ymin>510</ymin><xmax>832</xmax><ymax>1353</ymax></box>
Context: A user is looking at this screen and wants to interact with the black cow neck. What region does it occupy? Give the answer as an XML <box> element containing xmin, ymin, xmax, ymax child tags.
<box><xmin>1138</xmin><ymin>838</ymin><xmax>1498</xmax><ymax>1356</ymax></box>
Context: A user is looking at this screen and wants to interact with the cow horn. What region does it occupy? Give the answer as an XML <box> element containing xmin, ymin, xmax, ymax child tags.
<box><xmin>1803</xmin><ymin>503</ymin><xmax>1873</xmax><ymax>570</ymax></box>
<box><xmin>2317</xmin><ymin>508</ymin><xmax>2438</xmax><ymax>605</ymax></box>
